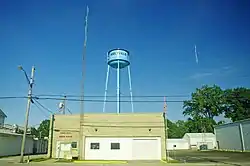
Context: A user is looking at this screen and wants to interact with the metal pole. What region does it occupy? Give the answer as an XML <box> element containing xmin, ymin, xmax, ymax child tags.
<box><xmin>103</xmin><ymin>65</ymin><xmax>110</xmax><ymax>113</ymax></box>
<box><xmin>47</xmin><ymin>114</ymin><xmax>54</xmax><ymax>158</ymax></box>
<box><xmin>63</xmin><ymin>96</ymin><xmax>66</xmax><ymax>114</ymax></box>
<box><xmin>79</xmin><ymin>6</ymin><xmax>89</xmax><ymax>160</ymax></box>
<box><xmin>117</xmin><ymin>61</ymin><xmax>120</xmax><ymax>114</ymax></box>
<box><xmin>127</xmin><ymin>66</ymin><xmax>134</xmax><ymax>113</ymax></box>
<box><xmin>239</xmin><ymin>123</ymin><xmax>245</xmax><ymax>152</ymax></box>
<box><xmin>39</xmin><ymin>131</ymin><xmax>42</xmax><ymax>153</ymax></box>
<box><xmin>20</xmin><ymin>66</ymin><xmax>35</xmax><ymax>163</ymax></box>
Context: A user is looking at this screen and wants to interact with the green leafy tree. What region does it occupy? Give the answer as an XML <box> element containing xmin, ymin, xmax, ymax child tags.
<box><xmin>224</xmin><ymin>87</ymin><xmax>250</xmax><ymax>122</ymax></box>
<box><xmin>37</xmin><ymin>119</ymin><xmax>50</xmax><ymax>138</ymax></box>
<box><xmin>183</xmin><ymin>85</ymin><xmax>225</xmax><ymax>132</ymax></box>
<box><xmin>166</xmin><ymin>119</ymin><xmax>188</xmax><ymax>138</ymax></box>
<box><xmin>183</xmin><ymin>85</ymin><xmax>225</xmax><ymax>119</ymax></box>
<box><xmin>175</xmin><ymin>120</ymin><xmax>188</xmax><ymax>137</ymax></box>
<box><xmin>30</xmin><ymin>127</ymin><xmax>39</xmax><ymax>137</ymax></box>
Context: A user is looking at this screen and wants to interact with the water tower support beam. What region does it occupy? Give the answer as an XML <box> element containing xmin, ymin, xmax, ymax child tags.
<box><xmin>128</xmin><ymin>65</ymin><xmax>134</xmax><ymax>113</ymax></box>
<box><xmin>117</xmin><ymin>61</ymin><xmax>120</xmax><ymax>114</ymax></box>
<box><xmin>103</xmin><ymin>65</ymin><xmax>110</xmax><ymax>113</ymax></box>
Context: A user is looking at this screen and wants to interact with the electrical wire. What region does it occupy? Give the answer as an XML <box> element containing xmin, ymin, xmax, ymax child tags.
<box><xmin>66</xmin><ymin>107</ymin><xmax>72</xmax><ymax>114</ymax></box>
<box><xmin>33</xmin><ymin>98</ymin><xmax>53</xmax><ymax>114</ymax></box>
<box><xmin>0</xmin><ymin>95</ymin><xmax>248</xmax><ymax>102</ymax></box>
<box><xmin>34</xmin><ymin>97</ymin><xmax>184</xmax><ymax>103</ymax></box>
<box><xmin>32</xmin><ymin>101</ymin><xmax>50</xmax><ymax>118</ymax></box>
<box><xmin>0</xmin><ymin>96</ymin><xmax>27</xmax><ymax>99</ymax></box>
<box><xmin>34</xmin><ymin>94</ymin><xmax>191</xmax><ymax>98</ymax></box>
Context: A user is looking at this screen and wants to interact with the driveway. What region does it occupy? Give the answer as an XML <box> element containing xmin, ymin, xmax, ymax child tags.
<box><xmin>169</xmin><ymin>150</ymin><xmax>250</xmax><ymax>166</ymax></box>
<box><xmin>1</xmin><ymin>153</ymin><xmax>245</xmax><ymax>166</ymax></box>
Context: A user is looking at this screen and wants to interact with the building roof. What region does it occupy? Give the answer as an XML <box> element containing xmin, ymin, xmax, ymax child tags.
<box><xmin>214</xmin><ymin>119</ymin><xmax>250</xmax><ymax>129</ymax></box>
<box><xmin>183</xmin><ymin>133</ymin><xmax>215</xmax><ymax>138</ymax></box>
<box><xmin>0</xmin><ymin>131</ymin><xmax>33</xmax><ymax>137</ymax></box>
<box><xmin>0</xmin><ymin>109</ymin><xmax>7</xmax><ymax>118</ymax></box>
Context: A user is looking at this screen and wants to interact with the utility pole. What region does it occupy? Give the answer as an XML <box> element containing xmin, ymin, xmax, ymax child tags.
<box><xmin>163</xmin><ymin>96</ymin><xmax>169</xmax><ymax>161</ymax></box>
<box><xmin>62</xmin><ymin>95</ymin><xmax>66</xmax><ymax>114</ymax></box>
<box><xmin>19</xmin><ymin>66</ymin><xmax>35</xmax><ymax>163</ymax></box>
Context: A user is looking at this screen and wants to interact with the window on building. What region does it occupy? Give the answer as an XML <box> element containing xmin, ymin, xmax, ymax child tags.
<box><xmin>71</xmin><ymin>142</ymin><xmax>77</xmax><ymax>149</ymax></box>
<box><xmin>111</xmin><ymin>143</ymin><xmax>120</xmax><ymax>150</ymax></box>
<box><xmin>90</xmin><ymin>143</ymin><xmax>100</xmax><ymax>149</ymax></box>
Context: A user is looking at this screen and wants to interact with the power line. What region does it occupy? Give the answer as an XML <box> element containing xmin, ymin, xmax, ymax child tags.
<box><xmin>66</xmin><ymin>107</ymin><xmax>72</xmax><ymax>114</ymax></box>
<box><xmin>33</xmin><ymin>94</ymin><xmax>191</xmax><ymax>98</ymax></box>
<box><xmin>34</xmin><ymin>97</ymin><xmax>184</xmax><ymax>103</ymax></box>
<box><xmin>0</xmin><ymin>96</ymin><xmax>27</xmax><ymax>99</ymax></box>
<box><xmin>33</xmin><ymin>98</ymin><xmax>53</xmax><ymax>114</ymax></box>
<box><xmin>0</xmin><ymin>96</ymin><xmax>184</xmax><ymax>102</ymax></box>
<box><xmin>32</xmin><ymin>102</ymin><xmax>50</xmax><ymax>118</ymax></box>
<box><xmin>0</xmin><ymin>95</ymin><xmax>248</xmax><ymax>102</ymax></box>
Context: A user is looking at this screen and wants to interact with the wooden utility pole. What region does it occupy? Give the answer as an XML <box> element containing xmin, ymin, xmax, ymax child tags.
<box><xmin>163</xmin><ymin>96</ymin><xmax>169</xmax><ymax>161</ymax></box>
<box><xmin>19</xmin><ymin>66</ymin><xmax>35</xmax><ymax>163</ymax></box>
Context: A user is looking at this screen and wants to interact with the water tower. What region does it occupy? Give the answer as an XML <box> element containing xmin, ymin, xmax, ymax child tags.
<box><xmin>103</xmin><ymin>48</ymin><xmax>134</xmax><ymax>114</ymax></box>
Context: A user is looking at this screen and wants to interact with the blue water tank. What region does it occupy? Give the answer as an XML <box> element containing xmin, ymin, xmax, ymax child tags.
<box><xmin>107</xmin><ymin>49</ymin><xmax>130</xmax><ymax>69</ymax></box>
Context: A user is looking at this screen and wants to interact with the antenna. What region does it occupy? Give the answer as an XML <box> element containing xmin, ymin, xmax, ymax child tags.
<box><xmin>79</xmin><ymin>5</ymin><xmax>89</xmax><ymax>160</ymax></box>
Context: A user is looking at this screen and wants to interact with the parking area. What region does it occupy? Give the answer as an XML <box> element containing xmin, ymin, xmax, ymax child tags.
<box><xmin>2</xmin><ymin>151</ymin><xmax>250</xmax><ymax>166</ymax></box>
<box><xmin>169</xmin><ymin>150</ymin><xmax>250</xmax><ymax>166</ymax></box>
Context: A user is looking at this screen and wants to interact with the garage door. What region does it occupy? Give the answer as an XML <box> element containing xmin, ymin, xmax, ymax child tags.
<box><xmin>84</xmin><ymin>137</ymin><xmax>161</xmax><ymax>160</ymax></box>
<box><xmin>132</xmin><ymin>139</ymin><xmax>161</xmax><ymax>160</ymax></box>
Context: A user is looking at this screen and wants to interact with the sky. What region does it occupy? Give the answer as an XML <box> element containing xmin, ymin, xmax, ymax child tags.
<box><xmin>0</xmin><ymin>0</ymin><xmax>250</xmax><ymax>127</ymax></box>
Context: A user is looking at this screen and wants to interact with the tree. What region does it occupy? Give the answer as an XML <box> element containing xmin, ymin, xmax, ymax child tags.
<box><xmin>183</xmin><ymin>85</ymin><xmax>225</xmax><ymax>132</ymax></box>
<box><xmin>183</xmin><ymin>85</ymin><xmax>225</xmax><ymax>119</ymax></box>
<box><xmin>31</xmin><ymin>127</ymin><xmax>39</xmax><ymax>137</ymax></box>
<box><xmin>37</xmin><ymin>119</ymin><xmax>50</xmax><ymax>138</ymax></box>
<box><xmin>224</xmin><ymin>87</ymin><xmax>250</xmax><ymax>122</ymax></box>
<box><xmin>166</xmin><ymin>119</ymin><xmax>188</xmax><ymax>138</ymax></box>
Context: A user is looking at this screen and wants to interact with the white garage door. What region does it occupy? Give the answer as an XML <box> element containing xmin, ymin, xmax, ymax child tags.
<box><xmin>132</xmin><ymin>139</ymin><xmax>161</xmax><ymax>160</ymax></box>
<box><xmin>84</xmin><ymin>137</ymin><xmax>161</xmax><ymax>160</ymax></box>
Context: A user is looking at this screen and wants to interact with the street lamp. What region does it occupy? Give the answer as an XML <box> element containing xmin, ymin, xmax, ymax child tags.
<box><xmin>18</xmin><ymin>65</ymin><xmax>35</xmax><ymax>163</ymax></box>
<box><xmin>18</xmin><ymin>65</ymin><xmax>32</xmax><ymax>88</ymax></box>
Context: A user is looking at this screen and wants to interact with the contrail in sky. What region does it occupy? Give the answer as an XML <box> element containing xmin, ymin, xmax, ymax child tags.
<box><xmin>194</xmin><ymin>44</ymin><xmax>199</xmax><ymax>64</ymax></box>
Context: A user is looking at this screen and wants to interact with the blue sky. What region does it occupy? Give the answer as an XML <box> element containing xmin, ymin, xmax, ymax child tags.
<box><xmin>0</xmin><ymin>0</ymin><xmax>250</xmax><ymax>126</ymax></box>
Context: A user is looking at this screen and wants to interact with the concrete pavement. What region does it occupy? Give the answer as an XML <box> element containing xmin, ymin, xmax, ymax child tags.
<box><xmin>169</xmin><ymin>150</ymin><xmax>250</xmax><ymax>166</ymax></box>
<box><xmin>0</xmin><ymin>153</ymin><xmax>239</xmax><ymax>166</ymax></box>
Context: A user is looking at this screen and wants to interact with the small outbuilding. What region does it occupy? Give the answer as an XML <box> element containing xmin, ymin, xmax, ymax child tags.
<box><xmin>167</xmin><ymin>139</ymin><xmax>189</xmax><ymax>150</ymax></box>
<box><xmin>183</xmin><ymin>133</ymin><xmax>216</xmax><ymax>149</ymax></box>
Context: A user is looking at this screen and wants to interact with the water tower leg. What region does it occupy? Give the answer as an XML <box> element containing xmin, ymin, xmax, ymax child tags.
<box><xmin>128</xmin><ymin>66</ymin><xmax>134</xmax><ymax>113</ymax></box>
<box><xmin>117</xmin><ymin>61</ymin><xmax>120</xmax><ymax>114</ymax></box>
<box><xmin>103</xmin><ymin>65</ymin><xmax>110</xmax><ymax>113</ymax></box>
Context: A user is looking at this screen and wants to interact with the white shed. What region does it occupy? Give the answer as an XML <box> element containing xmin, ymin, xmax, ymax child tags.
<box><xmin>167</xmin><ymin>139</ymin><xmax>189</xmax><ymax>150</ymax></box>
<box><xmin>183</xmin><ymin>133</ymin><xmax>216</xmax><ymax>149</ymax></box>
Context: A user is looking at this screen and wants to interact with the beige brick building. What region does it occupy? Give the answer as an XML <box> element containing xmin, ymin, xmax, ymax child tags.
<box><xmin>48</xmin><ymin>113</ymin><xmax>167</xmax><ymax>160</ymax></box>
